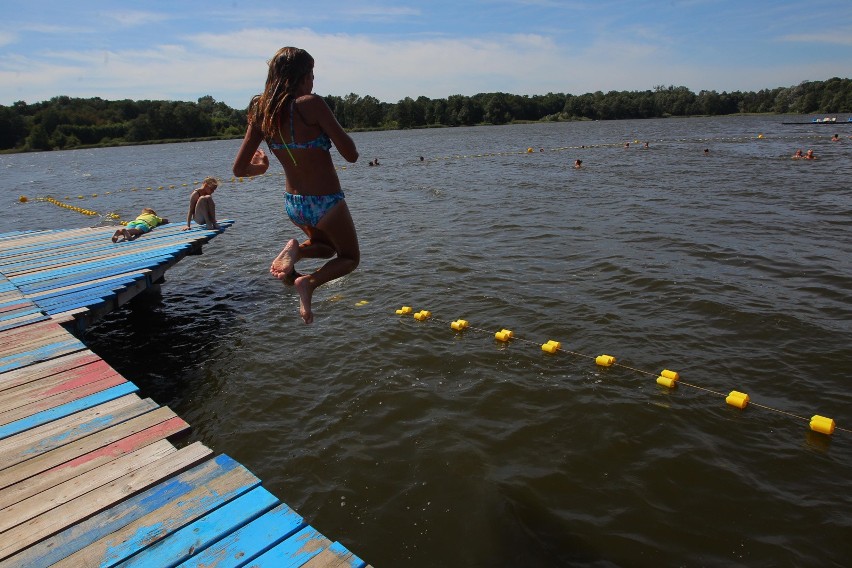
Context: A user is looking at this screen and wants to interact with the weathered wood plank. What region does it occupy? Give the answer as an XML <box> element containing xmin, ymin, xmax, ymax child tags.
<box><xmin>175</xmin><ymin>502</ymin><xmax>306</xmax><ymax>568</ymax></box>
<box><xmin>0</xmin><ymin>373</ymin><xmax>128</xmax><ymax>426</ymax></box>
<box><xmin>0</xmin><ymin>394</ymin><xmax>153</xmax><ymax>471</ymax></box>
<box><xmin>50</xmin><ymin>456</ymin><xmax>260</xmax><ymax>568</ymax></box>
<box><xmin>0</xmin><ymin>415</ymin><xmax>187</xmax><ymax>509</ymax></box>
<box><xmin>1</xmin><ymin>234</ymin><xmax>197</xmax><ymax>278</ymax></box>
<box><xmin>0</xmin><ymin>439</ymin><xmax>177</xmax><ymax>533</ymax></box>
<box><xmin>0</xmin><ymin>338</ymin><xmax>86</xmax><ymax>374</ymax></box>
<box><xmin>0</xmin><ymin>441</ymin><xmax>212</xmax><ymax>561</ymax></box>
<box><xmin>301</xmin><ymin>542</ymin><xmax>368</xmax><ymax>568</ymax></box>
<box><xmin>0</xmin><ymin>381</ymin><xmax>138</xmax><ymax>439</ymax></box>
<box><xmin>0</xmin><ymin>454</ymin><xmax>241</xmax><ymax>568</ymax></box>
<box><xmin>0</xmin><ymin>405</ymin><xmax>178</xmax><ymax>489</ymax></box>
<box><xmin>0</xmin><ymin>350</ymin><xmax>104</xmax><ymax>392</ymax></box>
<box><xmin>0</xmin><ymin>313</ymin><xmax>50</xmax><ymax>333</ymax></box>
<box><xmin>0</xmin><ymin>359</ymin><xmax>120</xmax><ymax>414</ymax></box>
<box><xmin>0</xmin><ymin>320</ymin><xmax>71</xmax><ymax>351</ymax></box>
<box><xmin>117</xmin><ymin>486</ymin><xmax>280</xmax><ymax>568</ymax></box>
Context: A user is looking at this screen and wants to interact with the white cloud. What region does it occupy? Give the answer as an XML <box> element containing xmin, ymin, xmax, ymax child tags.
<box><xmin>0</xmin><ymin>31</ymin><xmax>17</xmax><ymax>47</ymax></box>
<box><xmin>101</xmin><ymin>10</ymin><xmax>172</xmax><ymax>27</ymax></box>
<box><xmin>782</xmin><ymin>31</ymin><xmax>852</xmax><ymax>47</ymax></box>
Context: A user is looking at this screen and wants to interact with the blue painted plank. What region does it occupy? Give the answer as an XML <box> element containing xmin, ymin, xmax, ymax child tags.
<box><xmin>10</xmin><ymin>251</ymin><xmax>181</xmax><ymax>287</ymax></box>
<box><xmin>0</xmin><ymin>223</ymin><xmax>228</xmax><ymax>265</ymax></box>
<box><xmin>1</xmin><ymin>455</ymin><xmax>243</xmax><ymax>568</ymax></box>
<box><xmin>118</xmin><ymin>487</ymin><xmax>280</xmax><ymax>568</ymax></box>
<box><xmin>0</xmin><ymin>381</ymin><xmax>138</xmax><ymax>440</ymax></box>
<box><xmin>13</xmin><ymin>396</ymin><xmax>157</xmax><ymax>464</ymax></box>
<box><xmin>0</xmin><ymin>234</ymin><xmax>195</xmax><ymax>274</ymax></box>
<box><xmin>0</xmin><ymin>337</ymin><xmax>85</xmax><ymax>373</ymax></box>
<box><xmin>11</xmin><ymin>258</ymin><xmax>168</xmax><ymax>291</ymax></box>
<box><xmin>242</xmin><ymin>526</ymin><xmax>331</xmax><ymax>568</ymax></box>
<box><xmin>85</xmin><ymin>461</ymin><xmax>262</xmax><ymax>568</ymax></box>
<box><xmin>35</xmin><ymin>284</ymin><xmax>124</xmax><ymax>310</ymax></box>
<box><xmin>15</xmin><ymin>255</ymin><xmax>177</xmax><ymax>293</ymax></box>
<box><xmin>0</xmin><ymin>306</ymin><xmax>42</xmax><ymax>322</ymax></box>
<box><xmin>175</xmin><ymin>503</ymin><xmax>306</xmax><ymax>568</ymax></box>
<box><xmin>28</xmin><ymin>272</ymin><xmax>145</xmax><ymax>304</ymax></box>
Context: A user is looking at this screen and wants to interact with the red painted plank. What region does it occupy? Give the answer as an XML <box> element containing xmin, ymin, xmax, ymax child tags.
<box><xmin>0</xmin><ymin>360</ymin><xmax>119</xmax><ymax>414</ymax></box>
<box><xmin>50</xmin><ymin>417</ymin><xmax>188</xmax><ymax>473</ymax></box>
<box><xmin>0</xmin><ymin>351</ymin><xmax>102</xmax><ymax>392</ymax></box>
<box><xmin>0</xmin><ymin>417</ymin><xmax>188</xmax><ymax>510</ymax></box>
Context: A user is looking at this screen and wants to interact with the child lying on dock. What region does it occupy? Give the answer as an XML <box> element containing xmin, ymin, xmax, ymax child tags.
<box><xmin>111</xmin><ymin>208</ymin><xmax>169</xmax><ymax>243</ymax></box>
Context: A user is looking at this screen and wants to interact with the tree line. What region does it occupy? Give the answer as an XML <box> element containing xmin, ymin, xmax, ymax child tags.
<box><xmin>1</xmin><ymin>78</ymin><xmax>849</xmax><ymax>152</ymax></box>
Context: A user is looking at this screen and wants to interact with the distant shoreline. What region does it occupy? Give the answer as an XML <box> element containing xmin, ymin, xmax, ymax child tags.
<box><xmin>0</xmin><ymin>113</ymin><xmax>814</xmax><ymax>155</ymax></box>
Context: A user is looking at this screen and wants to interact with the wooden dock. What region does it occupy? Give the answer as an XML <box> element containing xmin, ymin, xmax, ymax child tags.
<box><xmin>0</xmin><ymin>223</ymin><xmax>370</xmax><ymax>567</ymax></box>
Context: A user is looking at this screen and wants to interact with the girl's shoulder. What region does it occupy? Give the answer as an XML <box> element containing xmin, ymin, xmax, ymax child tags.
<box><xmin>295</xmin><ymin>94</ymin><xmax>330</xmax><ymax>113</ymax></box>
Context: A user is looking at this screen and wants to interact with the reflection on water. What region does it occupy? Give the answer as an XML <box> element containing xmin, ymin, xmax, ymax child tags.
<box><xmin>2</xmin><ymin>116</ymin><xmax>851</xmax><ymax>567</ymax></box>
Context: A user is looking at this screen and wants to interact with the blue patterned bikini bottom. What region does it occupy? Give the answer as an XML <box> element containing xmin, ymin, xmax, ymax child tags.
<box><xmin>284</xmin><ymin>192</ymin><xmax>345</xmax><ymax>227</ymax></box>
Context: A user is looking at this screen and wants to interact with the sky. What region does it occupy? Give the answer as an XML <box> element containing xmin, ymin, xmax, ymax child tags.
<box><xmin>1</xmin><ymin>0</ymin><xmax>851</xmax><ymax>109</ymax></box>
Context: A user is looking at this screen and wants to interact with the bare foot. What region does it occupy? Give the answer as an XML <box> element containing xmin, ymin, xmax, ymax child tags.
<box><xmin>294</xmin><ymin>275</ymin><xmax>314</xmax><ymax>324</ymax></box>
<box><xmin>270</xmin><ymin>239</ymin><xmax>300</xmax><ymax>280</ymax></box>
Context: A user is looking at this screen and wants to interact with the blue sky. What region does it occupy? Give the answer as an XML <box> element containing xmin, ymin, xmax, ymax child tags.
<box><xmin>1</xmin><ymin>0</ymin><xmax>851</xmax><ymax>109</ymax></box>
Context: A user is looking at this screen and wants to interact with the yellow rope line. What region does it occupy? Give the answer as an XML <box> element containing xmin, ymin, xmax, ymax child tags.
<box><xmin>395</xmin><ymin>306</ymin><xmax>847</xmax><ymax>438</ymax></box>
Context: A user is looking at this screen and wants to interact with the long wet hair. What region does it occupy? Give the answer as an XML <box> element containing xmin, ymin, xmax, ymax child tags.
<box><xmin>248</xmin><ymin>47</ymin><xmax>314</xmax><ymax>139</ymax></box>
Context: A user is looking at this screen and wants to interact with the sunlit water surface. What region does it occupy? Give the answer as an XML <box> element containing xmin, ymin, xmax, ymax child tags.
<box><xmin>2</xmin><ymin>116</ymin><xmax>851</xmax><ymax>567</ymax></box>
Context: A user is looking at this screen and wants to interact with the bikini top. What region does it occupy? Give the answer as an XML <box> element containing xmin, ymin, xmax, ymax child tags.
<box><xmin>268</xmin><ymin>99</ymin><xmax>332</xmax><ymax>152</ymax></box>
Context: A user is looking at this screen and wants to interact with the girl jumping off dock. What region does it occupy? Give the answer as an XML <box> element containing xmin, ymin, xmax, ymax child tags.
<box><xmin>232</xmin><ymin>47</ymin><xmax>360</xmax><ymax>324</ymax></box>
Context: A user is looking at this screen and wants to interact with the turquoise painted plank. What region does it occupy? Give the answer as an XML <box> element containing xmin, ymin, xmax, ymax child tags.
<box><xmin>28</xmin><ymin>272</ymin><xmax>145</xmax><ymax>304</ymax></box>
<box><xmin>15</xmin><ymin>255</ymin><xmax>176</xmax><ymax>293</ymax></box>
<box><xmin>176</xmin><ymin>503</ymin><xmax>306</xmax><ymax>568</ymax></box>
<box><xmin>118</xmin><ymin>487</ymin><xmax>280</xmax><ymax>568</ymax></box>
<box><xmin>0</xmin><ymin>455</ymin><xmax>242</xmax><ymax>568</ymax></box>
<box><xmin>0</xmin><ymin>381</ymin><xmax>138</xmax><ymax>440</ymax></box>
<box><xmin>35</xmin><ymin>283</ymin><xmax>128</xmax><ymax>310</ymax></box>
<box><xmin>8</xmin><ymin>242</ymin><xmax>184</xmax><ymax>275</ymax></box>
<box><xmin>0</xmin><ymin>233</ymin><xmax>197</xmax><ymax>273</ymax></box>
<box><xmin>0</xmin><ymin>222</ymin><xmax>230</xmax><ymax>264</ymax></box>
<box><xmin>0</xmin><ymin>224</ymin><xmax>188</xmax><ymax>254</ymax></box>
<box><xmin>40</xmin><ymin>298</ymin><xmax>107</xmax><ymax>316</ymax></box>
<box><xmin>12</xmin><ymin>258</ymin><xmax>170</xmax><ymax>291</ymax></box>
<box><xmin>10</xmin><ymin>251</ymin><xmax>181</xmax><ymax>287</ymax></box>
<box><xmin>242</xmin><ymin>526</ymin><xmax>331</xmax><ymax>568</ymax></box>
<box><xmin>89</xmin><ymin>462</ymin><xmax>262</xmax><ymax>568</ymax></box>
<box><xmin>0</xmin><ymin>337</ymin><xmax>85</xmax><ymax>373</ymax></box>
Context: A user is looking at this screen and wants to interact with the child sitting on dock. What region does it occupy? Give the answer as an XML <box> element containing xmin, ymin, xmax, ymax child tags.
<box><xmin>111</xmin><ymin>208</ymin><xmax>169</xmax><ymax>243</ymax></box>
<box><xmin>183</xmin><ymin>177</ymin><xmax>219</xmax><ymax>231</ymax></box>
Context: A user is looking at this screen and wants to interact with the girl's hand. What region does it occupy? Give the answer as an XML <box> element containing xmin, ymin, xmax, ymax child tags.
<box><xmin>251</xmin><ymin>149</ymin><xmax>269</xmax><ymax>167</ymax></box>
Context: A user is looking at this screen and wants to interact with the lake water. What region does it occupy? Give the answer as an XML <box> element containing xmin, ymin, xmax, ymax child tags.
<box><xmin>2</xmin><ymin>116</ymin><xmax>851</xmax><ymax>567</ymax></box>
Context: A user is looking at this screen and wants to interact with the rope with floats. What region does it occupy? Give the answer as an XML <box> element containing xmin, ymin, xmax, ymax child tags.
<box><xmin>393</xmin><ymin>305</ymin><xmax>846</xmax><ymax>438</ymax></box>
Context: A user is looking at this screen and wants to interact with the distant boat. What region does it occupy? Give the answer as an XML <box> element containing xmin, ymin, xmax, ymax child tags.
<box><xmin>781</xmin><ymin>116</ymin><xmax>852</xmax><ymax>125</ymax></box>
